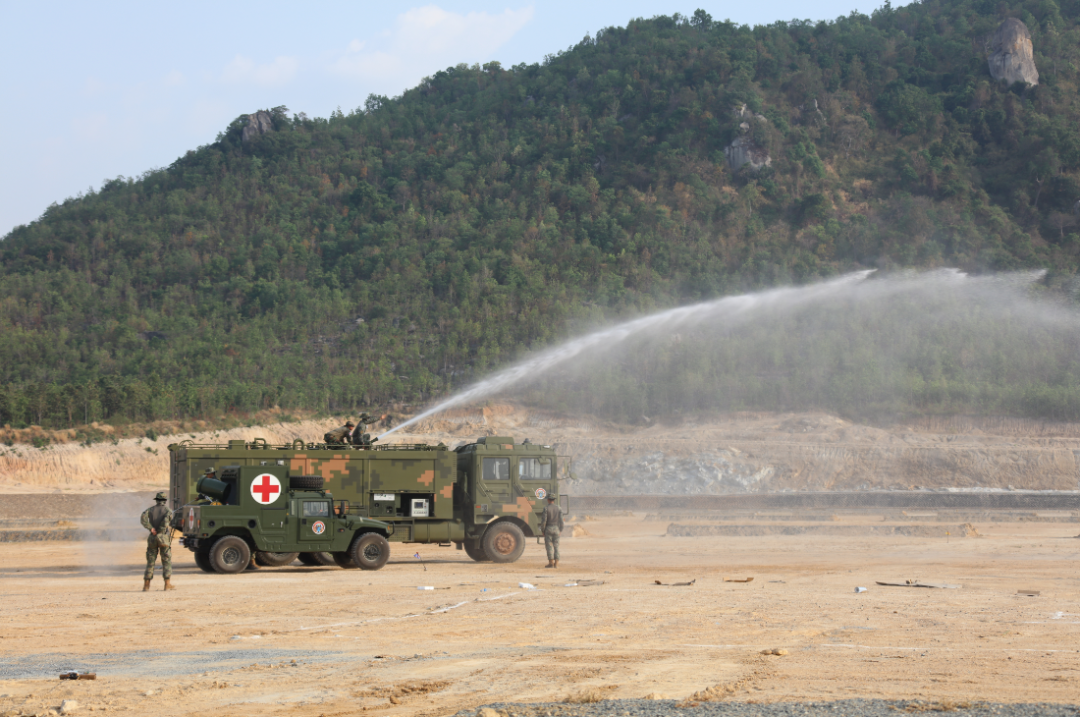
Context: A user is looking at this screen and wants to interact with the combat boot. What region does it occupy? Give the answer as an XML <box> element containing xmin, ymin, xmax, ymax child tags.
<box><xmin>163</xmin><ymin>579</ymin><xmax>175</xmax><ymax>591</ymax></box>
<box><xmin>142</xmin><ymin>579</ymin><xmax>151</xmax><ymax>592</ymax></box>
<box><xmin>545</xmin><ymin>560</ymin><xmax>554</xmax><ymax>568</ymax></box>
<box><xmin>553</xmin><ymin>560</ymin><xmax>559</xmax><ymax>568</ymax></box>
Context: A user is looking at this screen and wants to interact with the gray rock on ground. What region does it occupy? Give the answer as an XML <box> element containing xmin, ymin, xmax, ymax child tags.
<box><xmin>987</xmin><ymin>18</ymin><xmax>1039</xmax><ymax>86</ymax></box>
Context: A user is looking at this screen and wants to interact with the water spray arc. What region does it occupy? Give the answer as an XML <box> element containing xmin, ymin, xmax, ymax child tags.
<box><xmin>378</xmin><ymin>271</ymin><xmax>877</xmax><ymax>438</ymax></box>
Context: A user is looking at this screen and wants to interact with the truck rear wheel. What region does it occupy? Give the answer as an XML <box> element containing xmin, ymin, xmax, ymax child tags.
<box><xmin>209</xmin><ymin>536</ymin><xmax>251</xmax><ymax>574</ymax></box>
<box><xmin>350</xmin><ymin>533</ymin><xmax>390</xmax><ymax>570</ymax></box>
<box><xmin>463</xmin><ymin>541</ymin><xmax>490</xmax><ymax>562</ymax></box>
<box><xmin>332</xmin><ymin>552</ymin><xmax>358</xmax><ymax>569</ymax></box>
<box><xmin>297</xmin><ymin>552</ymin><xmax>335</xmax><ymax>566</ymax></box>
<box><xmin>254</xmin><ymin>551</ymin><xmax>299</xmax><ymax>567</ymax></box>
<box><xmin>482</xmin><ymin>522</ymin><xmax>525</xmax><ymax>563</ymax></box>
<box><xmin>194</xmin><ymin>551</ymin><xmax>215</xmax><ymax>573</ymax></box>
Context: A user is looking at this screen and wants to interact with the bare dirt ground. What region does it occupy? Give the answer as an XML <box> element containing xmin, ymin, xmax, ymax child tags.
<box><xmin>2</xmin><ymin>513</ymin><xmax>1079</xmax><ymax>716</ymax></box>
<box><xmin>4</xmin><ymin>407</ymin><xmax>1080</xmax><ymax>494</ymax></box>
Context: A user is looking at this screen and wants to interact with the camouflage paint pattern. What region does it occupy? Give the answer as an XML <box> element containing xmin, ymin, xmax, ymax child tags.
<box><xmin>168</xmin><ymin>436</ymin><xmax>559</xmax><ymax>546</ymax></box>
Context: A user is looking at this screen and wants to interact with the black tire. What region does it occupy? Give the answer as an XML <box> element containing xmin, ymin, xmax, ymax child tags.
<box><xmin>208</xmin><ymin>536</ymin><xmax>251</xmax><ymax>574</ymax></box>
<box><xmin>332</xmin><ymin>552</ymin><xmax>358</xmax><ymax>569</ymax></box>
<box><xmin>194</xmin><ymin>551</ymin><xmax>215</xmax><ymax>573</ymax></box>
<box><xmin>482</xmin><ymin>522</ymin><xmax>526</xmax><ymax>563</ymax></box>
<box><xmin>290</xmin><ymin>475</ymin><xmax>324</xmax><ymax>490</ymax></box>
<box><xmin>298</xmin><ymin>551</ymin><xmax>335</xmax><ymax>566</ymax></box>
<box><xmin>349</xmin><ymin>533</ymin><xmax>390</xmax><ymax>570</ymax></box>
<box><xmin>463</xmin><ymin>540</ymin><xmax>490</xmax><ymax>562</ymax></box>
<box><xmin>254</xmin><ymin>551</ymin><xmax>299</xmax><ymax>567</ymax></box>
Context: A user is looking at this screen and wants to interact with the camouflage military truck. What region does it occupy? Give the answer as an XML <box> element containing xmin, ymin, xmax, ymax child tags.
<box><xmin>168</xmin><ymin>436</ymin><xmax>567</xmax><ymax>564</ymax></box>
<box><xmin>179</xmin><ymin>465</ymin><xmax>395</xmax><ymax>573</ymax></box>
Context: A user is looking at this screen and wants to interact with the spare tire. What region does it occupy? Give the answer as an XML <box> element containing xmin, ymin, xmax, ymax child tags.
<box><xmin>290</xmin><ymin>475</ymin><xmax>324</xmax><ymax>490</ymax></box>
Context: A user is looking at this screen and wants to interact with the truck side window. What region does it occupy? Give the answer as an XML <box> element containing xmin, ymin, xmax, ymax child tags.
<box><xmin>302</xmin><ymin>501</ymin><xmax>330</xmax><ymax>517</ymax></box>
<box><xmin>482</xmin><ymin>458</ymin><xmax>510</xmax><ymax>480</ymax></box>
<box><xmin>519</xmin><ymin>457</ymin><xmax>551</xmax><ymax>480</ymax></box>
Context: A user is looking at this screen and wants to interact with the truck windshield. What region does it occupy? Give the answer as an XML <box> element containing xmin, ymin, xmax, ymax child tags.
<box><xmin>519</xmin><ymin>457</ymin><xmax>551</xmax><ymax>480</ymax></box>
<box><xmin>482</xmin><ymin>458</ymin><xmax>510</xmax><ymax>480</ymax></box>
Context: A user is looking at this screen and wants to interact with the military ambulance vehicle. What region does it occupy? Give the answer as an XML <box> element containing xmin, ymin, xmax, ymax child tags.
<box><xmin>168</xmin><ymin>436</ymin><xmax>567</xmax><ymax>565</ymax></box>
<box><xmin>180</xmin><ymin>465</ymin><xmax>395</xmax><ymax>573</ymax></box>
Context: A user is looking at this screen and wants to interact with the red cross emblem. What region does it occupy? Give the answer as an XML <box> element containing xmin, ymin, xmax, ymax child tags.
<box><xmin>250</xmin><ymin>473</ymin><xmax>281</xmax><ymax>504</ymax></box>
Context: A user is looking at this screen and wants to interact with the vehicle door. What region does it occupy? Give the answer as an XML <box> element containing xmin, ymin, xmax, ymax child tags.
<box><xmin>478</xmin><ymin>456</ymin><xmax>511</xmax><ymax>510</ymax></box>
<box><xmin>518</xmin><ymin>456</ymin><xmax>554</xmax><ymax>526</ymax></box>
<box><xmin>297</xmin><ymin>499</ymin><xmax>332</xmax><ymax>544</ymax></box>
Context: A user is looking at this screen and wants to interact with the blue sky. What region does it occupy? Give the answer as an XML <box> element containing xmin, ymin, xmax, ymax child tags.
<box><xmin>0</xmin><ymin>0</ymin><xmax>896</xmax><ymax>236</ymax></box>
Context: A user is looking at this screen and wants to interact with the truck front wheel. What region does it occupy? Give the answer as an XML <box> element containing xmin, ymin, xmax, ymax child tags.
<box><xmin>209</xmin><ymin>536</ymin><xmax>251</xmax><ymax>574</ymax></box>
<box><xmin>332</xmin><ymin>552</ymin><xmax>358</xmax><ymax>569</ymax></box>
<box><xmin>194</xmin><ymin>551</ymin><xmax>215</xmax><ymax>573</ymax></box>
<box><xmin>463</xmin><ymin>540</ymin><xmax>490</xmax><ymax>562</ymax></box>
<box><xmin>254</xmin><ymin>551</ymin><xmax>299</xmax><ymax>567</ymax></box>
<box><xmin>298</xmin><ymin>552</ymin><xmax>336</xmax><ymax>566</ymax></box>
<box><xmin>350</xmin><ymin>533</ymin><xmax>390</xmax><ymax>570</ymax></box>
<box><xmin>482</xmin><ymin>522</ymin><xmax>525</xmax><ymax>563</ymax></box>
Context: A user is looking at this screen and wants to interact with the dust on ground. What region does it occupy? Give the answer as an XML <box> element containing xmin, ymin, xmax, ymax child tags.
<box><xmin>1</xmin><ymin>513</ymin><xmax>1079</xmax><ymax>716</ymax></box>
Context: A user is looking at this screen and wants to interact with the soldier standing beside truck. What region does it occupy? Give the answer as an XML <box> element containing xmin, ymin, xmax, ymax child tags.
<box><xmin>141</xmin><ymin>492</ymin><xmax>175</xmax><ymax>591</ymax></box>
<box><xmin>541</xmin><ymin>494</ymin><xmax>564</xmax><ymax>568</ymax></box>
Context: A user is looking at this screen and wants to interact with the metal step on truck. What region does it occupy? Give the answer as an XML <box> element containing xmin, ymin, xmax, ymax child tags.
<box><xmin>167</xmin><ymin>435</ymin><xmax>569</xmax><ymax>567</ymax></box>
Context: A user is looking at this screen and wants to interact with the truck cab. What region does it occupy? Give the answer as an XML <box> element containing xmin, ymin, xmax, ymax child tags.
<box><xmin>454</xmin><ymin>436</ymin><xmax>566</xmax><ymax>563</ymax></box>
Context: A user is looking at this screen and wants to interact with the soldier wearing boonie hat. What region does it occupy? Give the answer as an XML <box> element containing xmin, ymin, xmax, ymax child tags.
<box><xmin>140</xmin><ymin>492</ymin><xmax>175</xmax><ymax>591</ymax></box>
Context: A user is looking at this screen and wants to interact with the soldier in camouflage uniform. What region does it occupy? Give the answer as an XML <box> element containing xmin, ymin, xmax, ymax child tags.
<box><xmin>324</xmin><ymin>421</ymin><xmax>355</xmax><ymax>445</ymax></box>
<box><xmin>540</xmin><ymin>494</ymin><xmax>564</xmax><ymax>568</ymax></box>
<box><xmin>141</xmin><ymin>492</ymin><xmax>175</xmax><ymax>591</ymax></box>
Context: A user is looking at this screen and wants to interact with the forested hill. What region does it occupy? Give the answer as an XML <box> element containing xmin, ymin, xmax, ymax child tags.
<box><xmin>4</xmin><ymin>0</ymin><xmax>1080</xmax><ymax>430</ymax></box>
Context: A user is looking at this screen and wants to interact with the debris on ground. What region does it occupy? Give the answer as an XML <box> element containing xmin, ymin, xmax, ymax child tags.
<box><xmin>761</xmin><ymin>648</ymin><xmax>789</xmax><ymax>656</ymax></box>
<box><xmin>855</xmin><ymin>587</ymin><xmax>868</xmax><ymax>593</ymax></box>
<box><xmin>724</xmin><ymin>577</ymin><xmax>754</xmax><ymax>583</ymax></box>
<box><xmin>59</xmin><ymin>673</ymin><xmax>95</xmax><ymax>680</ymax></box>
<box><xmin>654</xmin><ymin>579</ymin><xmax>696</xmax><ymax>586</ymax></box>
<box><xmin>876</xmin><ymin>578</ymin><xmax>963</xmax><ymax>591</ymax></box>
<box><xmin>1017</xmin><ymin>589</ymin><xmax>1040</xmax><ymax>596</ymax></box>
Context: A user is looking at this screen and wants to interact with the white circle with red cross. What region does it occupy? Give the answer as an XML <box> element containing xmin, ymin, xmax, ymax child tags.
<box><xmin>250</xmin><ymin>473</ymin><xmax>282</xmax><ymax>505</ymax></box>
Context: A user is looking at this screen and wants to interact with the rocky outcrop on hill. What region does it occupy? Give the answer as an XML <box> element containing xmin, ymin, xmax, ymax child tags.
<box><xmin>987</xmin><ymin>18</ymin><xmax>1039</xmax><ymax>86</ymax></box>
<box><xmin>725</xmin><ymin>105</ymin><xmax>771</xmax><ymax>172</ymax></box>
<box><xmin>241</xmin><ymin>110</ymin><xmax>274</xmax><ymax>143</ymax></box>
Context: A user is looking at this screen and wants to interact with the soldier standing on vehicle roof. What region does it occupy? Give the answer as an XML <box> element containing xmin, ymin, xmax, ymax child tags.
<box><xmin>540</xmin><ymin>494</ymin><xmax>564</xmax><ymax>568</ymax></box>
<box><xmin>141</xmin><ymin>492</ymin><xmax>175</xmax><ymax>591</ymax></box>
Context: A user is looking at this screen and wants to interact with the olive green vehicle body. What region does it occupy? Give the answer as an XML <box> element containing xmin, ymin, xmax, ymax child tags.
<box><xmin>167</xmin><ymin>436</ymin><xmax>564</xmax><ymax>560</ymax></box>
<box><xmin>178</xmin><ymin>465</ymin><xmax>394</xmax><ymax>557</ymax></box>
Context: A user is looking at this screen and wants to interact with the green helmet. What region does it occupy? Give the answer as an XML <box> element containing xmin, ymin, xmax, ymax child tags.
<box><xmin>154</xmin><ymin>492</ymin><xmax>167</xmax><ymax>502</ymax></box>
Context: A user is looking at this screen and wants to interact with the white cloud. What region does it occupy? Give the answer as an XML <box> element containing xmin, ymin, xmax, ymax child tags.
<box><xmin>81</xmin><ymin>76</ymin><xmax>107</xmax><ymax>97</ymax></box>
<box><xmin>71</xmin><ymin>112</ymin><xmax>109</xmax><ymax>141</ymax></box>
<box><xmin>164</xmin><ymin>70</ymin><xmax>186</xmax><ymax>87</ymax></box>
<box><xmin>221</xmin><ymin>54</ymin><xmax>298</xmax><ymax>86</ymax></box>
<box><xmin>330</xmin><ymin>4</ymin><xmax>533</xmax><ymax>84</ymax></box>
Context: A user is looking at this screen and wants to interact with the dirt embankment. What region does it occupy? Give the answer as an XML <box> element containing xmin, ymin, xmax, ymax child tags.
<box><xmin>2</xmin><ymin>406</ymin><xmax>1079</xmax><ymax>494</ymax></box>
